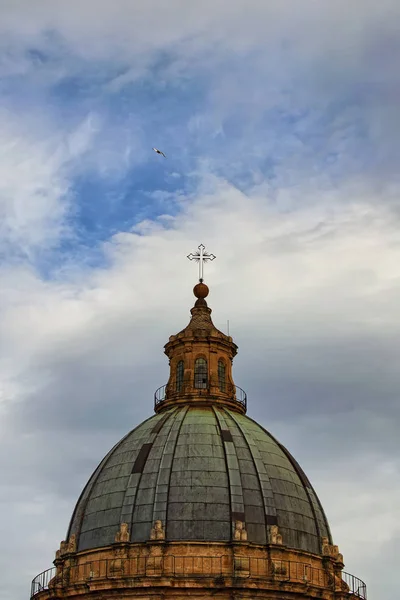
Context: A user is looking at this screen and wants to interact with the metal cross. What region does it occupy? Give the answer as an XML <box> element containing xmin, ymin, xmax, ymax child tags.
<box><xmin>187</xmin><ymin>244</ymin><xmax>216</xmax><ymax>282</ymax></box>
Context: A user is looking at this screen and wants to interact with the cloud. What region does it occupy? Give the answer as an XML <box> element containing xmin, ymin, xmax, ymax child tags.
<box><xmin>0</xmin><ymin>110</ymin><xmax>68</xmax><ymax>259</ymax></box>
<box><xmin>0</xmin><ymin>107</ymin><xmax>107</xmax><ymax>265</ymax></box>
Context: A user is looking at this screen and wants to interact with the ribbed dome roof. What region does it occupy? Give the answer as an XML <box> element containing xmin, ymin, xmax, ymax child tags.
<box><xmin>68</xmin><ymin>405</ymin><xmax>331</xmax><ymax>554</ymax></box>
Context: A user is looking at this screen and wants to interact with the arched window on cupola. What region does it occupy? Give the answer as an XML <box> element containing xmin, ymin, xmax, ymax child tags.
<box><xmin>194</xmin><ymin>357</ymin><xmax>208</xmax><ymax>389</ymax></box>
<box><xmin>176</xmin><ymin>360</ymin><xmax>184</xmax><ymax>392</ymax></box>
<box><xmin>218</xmin><ymin>359</ymin><xmax>226</xmax><ymax>392</ymax></box>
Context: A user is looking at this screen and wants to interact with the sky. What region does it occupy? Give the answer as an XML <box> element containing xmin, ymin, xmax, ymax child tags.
<box><xmin>0</xmin><ymin>1</ymin><xmax>399</xmax><ymax>598</ymax></box>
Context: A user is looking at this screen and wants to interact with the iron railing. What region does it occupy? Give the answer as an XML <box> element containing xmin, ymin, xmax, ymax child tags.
<box><xmin>154</xmin><ymin>383</ymin><xmax>247</xmax><ymax>411</ymax></box>
<box><xmin>342</xmin><ymin>571</ymin><xmax>368</xmax><ymax>598</ymax></box>
<box><xmin>31</xmin><ymin>556</ymin><xmax>366</xmax><ymax>598</ymax></box>
<box><xmin>154</xmin><ymin>384</ymin><xmax>167</xmax><ymax>406</ymax></box>
<box><xmin>31</xmin><ymin>567</ymin><xmax>56</xmax><ymax>596</ymax></box>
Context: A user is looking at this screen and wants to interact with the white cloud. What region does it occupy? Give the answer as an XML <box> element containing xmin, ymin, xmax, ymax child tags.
<box><xmin>0</xmin><ymin>112</ymin><xmax>68</xmax><ymax>258</ymax></box>
<box><xmin>0</xmin><ymin>109</ymin><xmax>104</xmax><ymax>261</ymax></box>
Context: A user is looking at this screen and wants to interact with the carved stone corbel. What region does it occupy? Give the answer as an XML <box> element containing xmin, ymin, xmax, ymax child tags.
<box><xmin>150</xmin><ymin>520</ymin><xmax>165</xmax><ymax>540</ymax></box>
<box><xmin>115</xmin><ymin>522</ymin><xmax>130</xmax><ymax>543</ymax></box>
<box><xmin>269</xmin><ymin>524</ymin><xmax>283</xmax><ymax>545</ymax></box>
<box><xmin>233</xmin><ymin>520</ymin><xmax>248</xmax><ymax>541</ymax></box>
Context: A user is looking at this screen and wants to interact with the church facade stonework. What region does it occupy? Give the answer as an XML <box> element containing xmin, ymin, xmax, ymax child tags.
<box><xmin>30</xmin><ymin>261</ymin><xmax>367</xmax><ymax>599</ymax></box>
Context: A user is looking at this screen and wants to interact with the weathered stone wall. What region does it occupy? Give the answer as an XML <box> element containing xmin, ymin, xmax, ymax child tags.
<box><xmin>33</xmin><ymin>532</ymin><xmax>358</xmax><ymax>600</ymax></box>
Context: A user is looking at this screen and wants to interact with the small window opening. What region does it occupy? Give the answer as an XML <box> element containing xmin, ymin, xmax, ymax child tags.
<box><xmin>194</xmin><ymin>358</ymin><xmax>208</xmax><ymax>389</ymax></box>
<box><xmin>176</xmin><ymin>360</ymin><xmax>184</xmax><ymax>392</ymax></box>
<box><xmin>218</xmin><ymin>359</ymin><xmax>226</xmax><ymax>392</ymax></box>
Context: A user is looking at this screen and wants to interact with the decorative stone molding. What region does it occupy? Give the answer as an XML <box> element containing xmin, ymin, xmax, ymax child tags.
<box><xmin>55</xmin><ymin>540</ymin><xmax>67</xmax><ymax>560</ymax></box>
<box><xmin>269</xmin><ymin>525</ymin><xmax>283</xmax><ymax>545</ymax></box>
<box><xmin>55</xmin><ymin>535</ymin><xmax>76</xmax><ymax>560</ymax></box>
<box><xmin>67</xmin><ymin>534</ymin><xmax>76</xmax><ymax>553</ymax></box>
<box><xmin>34</xmin><ymin>539</ymin><xmax>367</xmax><ymax>600</ymax></box>
<box><xmin>113</xmin><ymin>545</ymin><xmax>128</xmax><ymax>559</ymax></box>
<box><xmin>115</xmin><ymin>522</ymin><xmax>130</xmax><ymax>543</ymax></box>
<box><xmin>233</xmin><ymin>520</ymin><xmax>248</xmax><ymax>541</ymax></box>
<box><xmin>322</xmin><ymin>537</ymin><xmax>343</xmax><ymax>564</ymax></box>
<box><xmin>150</xmin><ymin>520</ymin><xmax>165</xmax><ymax>540</ymax></box>
<box><xmin>271</xmin><ymin>561</ymin><xmax>287</xmax><ymax>576</ymax></box>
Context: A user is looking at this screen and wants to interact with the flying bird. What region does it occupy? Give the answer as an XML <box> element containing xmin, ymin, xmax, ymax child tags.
<box><xmin>152</xmin><ymin>147</ymin><xmax>166</xmax><ymax>158</ymax></box>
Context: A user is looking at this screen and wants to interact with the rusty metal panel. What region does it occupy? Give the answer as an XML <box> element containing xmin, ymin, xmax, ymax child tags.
<box><xmin>106</xmin><ymin>450</ymin><xmax>137</xmax><ymax>467</ymax></box>
<box><xmin>168</xmin><ymin>502</ymin><xmax>194</xmax><ymax>520</ymax></box>
<box><xmin>131</xmin><ymin>521</ymin><xmax>152</xmax><ymax>542</ymax></box>
<box><xmin>151</xmin><ymin>413</ymin><xmax>171</xmax><ymax>434</ymax></box>
<box><xmin>229</xmin><ymin>469</ymin><xmax>242</xmax><ymax>487</ymax></box>
<box><xmin>235</xmin><ymin>446</ymin><xmax>252</xmax><ymax>460</ymax></box>
<box><xmin>176</xmin><ymin>432</ymin><xmax>215</xmax><ymax>446</ymax></box>
<box><xmin>238</xmin><ymin>459</ymin><xmax>257</xmax><ymax>475</ymax></box>
<box><xmin>93</xmin><ymin>476</ymin><xmax>130</xmax><ymax>496</ymax></box>
<box><xmin>241</xmin><ymin>473</ymin><xmax>259</xmax><ymax>490</ymax></box>
<box><xmin>151</xmin><ymin>410</ymin><xmax>184</xmax><ymax>527</ymax></box>
<box><xmin>125</xmin><ymin>473</ymin><xmax>141</xmax><ymax>493</ymax></box>
<box><xmin>137</xmin><ymin>472</ymin><xmax>158</xmax><ymax>489</ymax></box>
<box><xmin>135</xmin><ymin>487</ymin><xmax>155</xmax><ymax>505</ymax></box>
<box><xmin>221</xmin><ymin>429</ymin><xmax>233</xmax><ymax>442</ymax></box>
<box><xmin>246</xmin><ymin>522</ymin><xmax>265</xmax><ymax>544</ymax></box>
<box><xmin>191</xmin><ymin>471</ymin><xmax>228</xmax><ymax>487</ymax></box>
<box><xmin>78</xmin><ymin>525</ymin><xmax>118</xmax><ymax>551</ymax></box>
<box><xmin>231</xmin><ymin>510</ymin><xmax>245</xmax><ymax>522</ymax></box>
<box><xmin>81</xmin><ymin>507</ymin><xmax>121</xmax><ymax>532</ymax></box>
<box><xmin>131</xmin><ymin>443</ymin><xmax>153</xmax><ymax>474</ymax></box>
<box><xmin>265</xmin><ymin>514</ymin><xmax>278</xmax><ymax>525</ymax></box>
<box><xmin>174</xmin><ymin>443</ymin><xmax>223</xmax><ymax>458</ymax></box>
<box><xmin>241</xmin><ymin>489</ymin><xmax>264</xmax><ymax>507</ymax></box>
<box><xmin>85</xmin><ymin>491</ymin><xmax>126</xmax><ymax>514</ymax></box>
<box><xmin>120</xmin><ymin>501</ymin><xmax>134</xmax><ymax>520</ymax></box>
<box><xmin>132</xmin><ymin>503</ymin><xmax>153</xmax><ymax>522</ymax></box>
<box><xmin>204</xmin><ymin>520</ymin><xmax>230</xmax><ymax>540</ymax></box>
<box><xmin>181</xmin><ymin>520</ymin><xmax>205</xmax><ymax>539</ymax></box>
<box><xmin>244</xmin><ymin>505</ymin><xmax>265</xmax><ymax>523</ymax></box>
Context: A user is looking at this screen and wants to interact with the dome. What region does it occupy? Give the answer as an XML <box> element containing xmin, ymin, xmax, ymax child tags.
<box><xmin>31</xmin><ymin>255</ymin><xmax>368</xmax><ymax>600</ymax></box>
<box><xmin>67</xmin><ymin>404</ymin><xmax>331</xmax><ymax>554</ymax></box>
<box><xmin>30</xmin><ymin>259</ymin><xmax>369</xmax><ymax>600</ymax></box>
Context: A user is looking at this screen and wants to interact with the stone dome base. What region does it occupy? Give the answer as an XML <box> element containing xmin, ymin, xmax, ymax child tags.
<box><xmin>32</xmin><ymin>539</ymin><xmax>366</xmax><ymax>600</ymax></box>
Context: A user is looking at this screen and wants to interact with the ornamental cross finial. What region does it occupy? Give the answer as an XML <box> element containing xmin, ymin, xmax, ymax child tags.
<box><xmin>187</xmin><ymin>244</ymin><xmax>216</xmax><ymax>283</ymax></box>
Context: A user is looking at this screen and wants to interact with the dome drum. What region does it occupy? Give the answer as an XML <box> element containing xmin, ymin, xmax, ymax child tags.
<box><xmin>31</xmin><ymin>539</ymin><xmax>367</xmax><ymax>599</ymax></box>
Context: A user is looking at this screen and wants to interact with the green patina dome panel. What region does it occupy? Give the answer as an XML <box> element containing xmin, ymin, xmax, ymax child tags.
<box><xmin>68</xmin><ymin>405</ymin><xmax>331</xmax><ymax>553</ymax></box>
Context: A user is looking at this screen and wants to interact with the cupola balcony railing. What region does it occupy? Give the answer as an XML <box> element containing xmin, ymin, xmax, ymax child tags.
<box><xmin>154</xmin><ymin>382</ymin><xmax>247</xmax><ymax>411</ymax></box>
<box><xmin>31</xmin><ymin>556</ymin><xmax>367</xmax><ymax>599</ymax></box>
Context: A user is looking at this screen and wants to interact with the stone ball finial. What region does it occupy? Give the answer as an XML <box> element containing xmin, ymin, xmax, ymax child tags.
<box><xmin>193</xmin><ymin>282</ymin><xmax>209</xmax><ymax>299</ymax></box>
